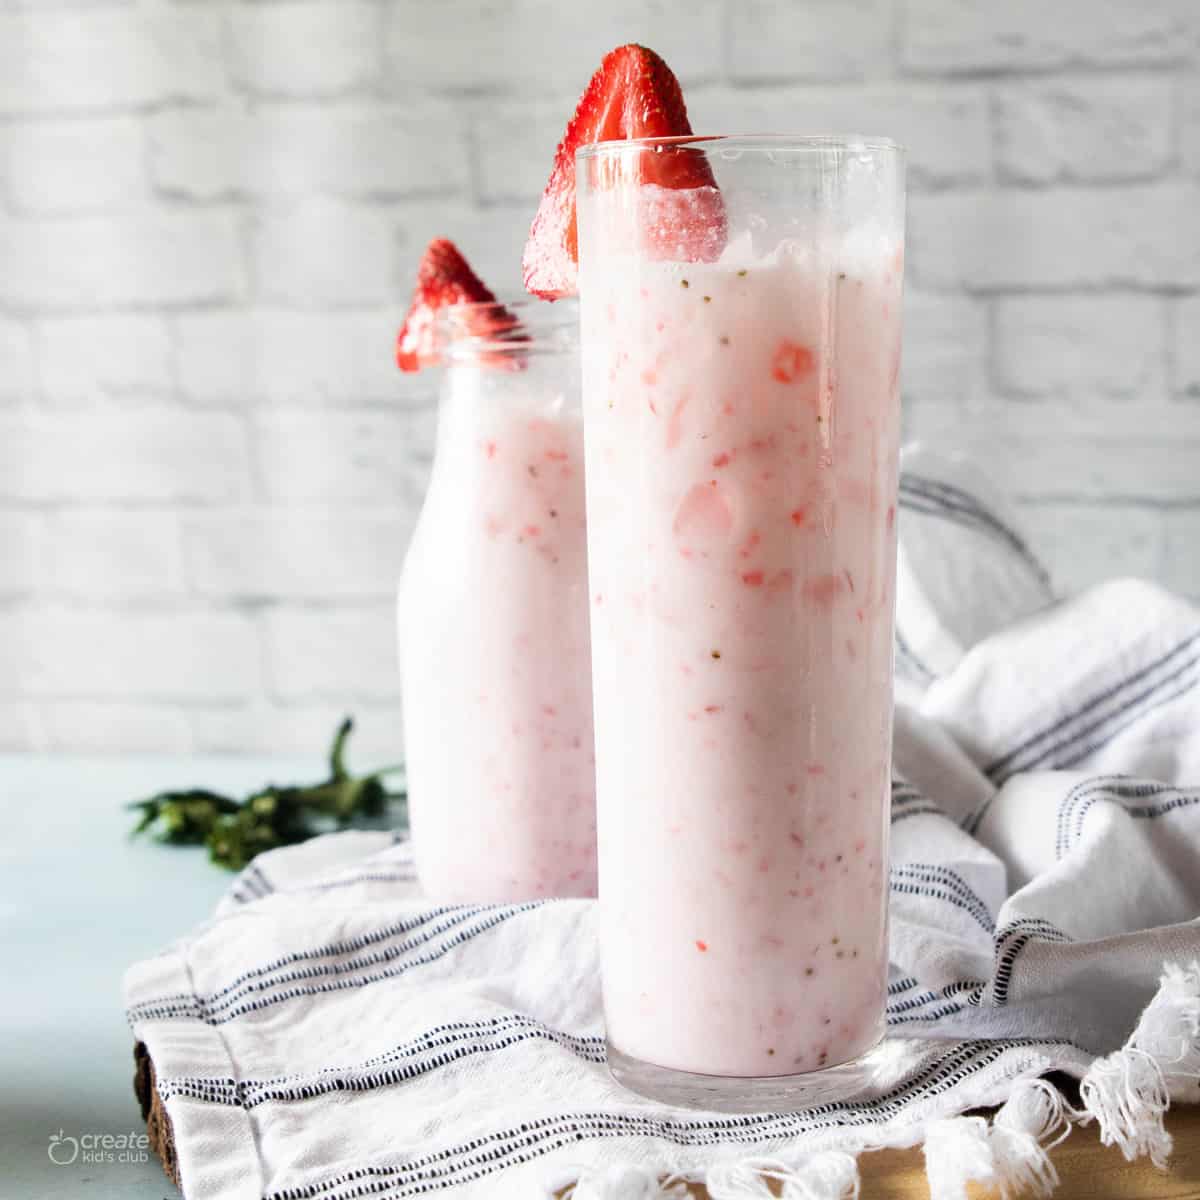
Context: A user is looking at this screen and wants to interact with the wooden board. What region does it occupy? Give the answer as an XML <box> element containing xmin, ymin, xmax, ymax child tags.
<box><xmin>135</xmin><ymin>1044</ymin><xmax>1200</xmax><ymax>1197</ymax></box>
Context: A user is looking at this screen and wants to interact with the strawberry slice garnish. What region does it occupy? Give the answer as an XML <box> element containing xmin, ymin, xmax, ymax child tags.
<box><xmin>523</xmin><ymin>44</ymin><xmax>725</xmax><ymax>300</ymax></box>
<box><xmin>396</xmin><ymin>238</ymin><xmax>520</xmax><ymax>372</ymax></box>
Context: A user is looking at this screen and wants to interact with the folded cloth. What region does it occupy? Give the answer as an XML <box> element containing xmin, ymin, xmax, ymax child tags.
<box><xmin>124</xmin><ymin>449</ymin><xmax>1200</xmax><ymax>1200</ymax></box>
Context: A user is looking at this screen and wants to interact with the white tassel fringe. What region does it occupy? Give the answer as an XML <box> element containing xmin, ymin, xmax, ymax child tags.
<box><xmin>707</xmin><ymin>1152</ymin><xmax>859</xmax><ymax>1200</ymax></box>
<box><xmin>989</xmin><ymin>1077</ymin><xmax>1073</xmax><ymax>1198</ymax></box>
<box><xmin>564</xmin><ymin>1153</ymin><xmax>861</xmax><ymax>1200</ymax></box>
<box><xmin>1080</xmin><ymin>1047</ymin><xmax>1171</xmax><ymax>1169</ymax></box>
<box><xmin>1080</xmin><ymin>959</ymin><xmax>1200</xmax><ymax>1169</ymax></box>
<box><xmin>923</xmin><ymin>1115</ymin><xmax>996</xmax><ymax>1200</ymax></box>
<box><xmin>1131</xmin><ymin>961</ymin><xmax>1200</xmax><ymax>1100</ymax></box>
<box><xmin>564</xmin><ymin>1163</ymin><xmax>690</xmax><ymax>1199</ymax></box>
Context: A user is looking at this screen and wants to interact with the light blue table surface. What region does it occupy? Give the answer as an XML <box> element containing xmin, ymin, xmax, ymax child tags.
<box><xmin>0</xmin><ymin>753</ymin><xmax>335</xmax><ymax>1200</ymax></box>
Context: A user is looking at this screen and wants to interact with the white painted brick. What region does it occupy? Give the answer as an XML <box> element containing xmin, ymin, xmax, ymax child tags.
<box><xmin>1018</xmin><ymin>502</ymin><xmax>1165</xmax><ymax>594</ymax></box>
<box><xmin>394</xmin><ymin>201</ymin><xmax>529</xmax><ymax>300</ymax></box>
<box><xmin>249</xmin><ymin>199</ymin><xmax>397</xmax><ymax>307</ymax></box>
<box><xmin>0</xmin><ymin>512</ymin><xmax>39</xmax><ymax>598</ymax></box>
<box><xmin>254</xmin><ymin>410</ymin><xmax>435</xmax><ymax>504</ymax></box>
<box><xmin>993</xmin><ymin>296</ymin><xmax>1166</xmax><ymax>400</ymax></box>
<box><xmin>229</xmin><ymin>1</ymin><xmax>382</xmax><ymax>98</ymax></box>
<box><xmin>1162</xmin><ymin>510</ymin><xmax>1200</xmax><ymax>599</ymax></box>
<box><xmin>36</xmin><ymin>315</ymin><xmax>172</xmax><ymax>404</ymax></box>
<box><xmin>149</xmin><ymin>104</ymin><xmax>467</xmax><ymax>201</ymax></box>
<box><xmin>907</xmin><ymin>400</ymin><xmax>1200</xmax><ymax>503</ymax></box>
<box><xmin>909</xmin><ymin>185</ymin><xmax>1200</xmax><ymax>292</ymax></box>
<box><xmin>0</xmin><ymin>609</ymin><xmax>260</xmax><ymax>700</ymax></box>
<box><xmin>1176</xmin><ymin>296</ymin><xmax>1200</xmax><ymax>398</ymax></box>
<box><xmin>40</xmin><ymin>512</ymin><xmax>184</xmax><ymax>599</ymax></box>
<box><xmin>5</xmin><ymin>116</ymin><xmax>145</xmax><ymax>214</ymax></box>
<box><xmin>263</xmin><ymin>606</ymin><xmax>401</xmax><ymax>700</ymax></box>
<box><xmin>37</xmin><ymin>702</ymin><xmax>193</xmax><ymax>753</ymax></box>
<box><xmin>687</xmin><ymin>84</ymin><xmax>989</xmax><ymax>190</ymax></box>
<box><xmin>148</xmin><ymin>108</ymin><xmax>248</xmax><ymax>202</ymax></box>
<box><xmin>902</xmin><ymin>290</ymin><xmax>987</xmax><ymax>407</ymax></box>
<box><xmin>174</xmin><ymin>310</ymin><xmax>408</xmax><ymax>406</ymax></box>
<box><xmin>0</xmin><ymin>413</ymin><xmax>252</xmax><ymax>502</ymax></box>
<box><xmin>473</xmin><ymin>95</ymin><xmax>579</xmax><ymax>204</ymax></box>
<box><xmin>903</xmin><ymin>0</ymin><xmax>1198</xmax><ymax>73</ymax></box>
<box><xmin>0</xmin><ymin>211</ymin><xmax>243</xmax><ymax>311</ymax></box>
<box><xmin>728</xmin><ymin>0</ymin><xmax>894</xmax><ymax>83</ymax></box>
<box><xmin>0</xmin><ymin>703</ymin><xmax>42</xmax><ymax>753</ymax></box>
<box><xmin>1182</xmin><ymin>78</ymin><xmax>1200</xmax><ymax>178</ymax></box>
<box><xmin>2</xmin><ymin>1</ymin><xmax>134</xmax><ymax>9</ymax></box>
<box><xmin>996</xmin><ymin>80</ymin><xmax>1172</xmax><ymax>185</ymax></box>
<box><xmin>0</xmin><ymin>320</ymin><xmax>34</xmax><ymax>403</ymax></box>
<box><xmin>387</xmin><ymin>0</ymin><xmax>722</xmax><ymax>94</ymax></box>
<box><xmin>0</xmin><ymin>8</ymin><xmax>223</xmax><ymax>114</ymax></box>
<box><xmin>188</xmin><ymin>703</ymin><xmax>403</xmax><ymax>758</ymax></box>
<box><xmin>258</xmin><ymin>198</ymin><xmax>524</xmax><ymax>313</ymax></box>
<box><xmin>183</xmin><ymin>510</ymin><xmax>405</xmax><ymax>599</ymax></box>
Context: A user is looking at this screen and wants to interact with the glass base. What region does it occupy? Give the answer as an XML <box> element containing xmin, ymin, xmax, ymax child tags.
<box><xmin>607</xmin><ymin>1037</ymin><xmax>891</xmax><ymax>1112</ymax></box>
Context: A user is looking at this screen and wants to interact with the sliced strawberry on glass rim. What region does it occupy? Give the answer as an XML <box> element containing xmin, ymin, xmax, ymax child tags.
<box><xmin>396</xmin><ymin>238</ymin><xmax>522</xmax><ymax>372</ymax></box>
<box><xmin>523</xmin><ymin>43</ymin><xmax>726</xmax><ymax>301</ymax></box>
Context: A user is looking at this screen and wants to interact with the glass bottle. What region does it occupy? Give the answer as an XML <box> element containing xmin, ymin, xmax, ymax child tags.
<box><xmin>398</xmin><ymin>301</ymin><xmax>597</xmax><ymax>902</ymax></box>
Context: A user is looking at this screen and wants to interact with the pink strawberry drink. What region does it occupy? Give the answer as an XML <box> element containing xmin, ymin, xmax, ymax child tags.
<box><xmin>577</xmin><ymin>138</ymin><xmax>905</xmax><ymax>1087</ymax></box>
<box><xmin>399</xmin><ymin>302</ymin><xmax>597</xmax><ymax>902</ymax></box>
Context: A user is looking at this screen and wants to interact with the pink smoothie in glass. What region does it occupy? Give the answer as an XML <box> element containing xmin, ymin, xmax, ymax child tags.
<box><xmin>579</xmin><ymin>202</ymin><xmax>903</xmax><ymax>1076</ymax></box>
<box><xmin>399</xmin><ymin>325</ymin><xmax>597</xmax><ymax>902</ymax></box>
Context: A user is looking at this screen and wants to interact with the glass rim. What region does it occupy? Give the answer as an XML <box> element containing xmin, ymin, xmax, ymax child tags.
<box><xmin>436</xmin><ymin>297</ymin><xmax>578</xmax><ymax>315</ymax></box>
<box><xmin>576</xmin><ymin>133</ymin><xmax>905</xmax><ymax>159</ymax></box>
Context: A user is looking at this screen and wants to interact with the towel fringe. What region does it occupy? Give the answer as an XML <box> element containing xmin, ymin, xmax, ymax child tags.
<box><xmin>1079</xmin><ymin>1048</ymin><xmax>1170</xmax><ymax>1168</ymax></box>
<box><xmin>923</xmin><ymin>1115</ymin><xmax>995</xmax><ymax>1200</ymax></box>
<box><xmin>1131</xmin><ymin>960</ymin><xmax>1200</xmax><ymax>1100</ymax></box>
<box><xmin>707</xmin><ymin>1152</ymin><xmax>860</xmax><ymax>1200</ymax></box>
<box><xmin>564</xmin><ymin>1152</ymin><xmax>860</xmax><ymax>1200</ymax></box>
<box><xmin>989</xmin><ymin>1077</ymin><xmax>1073</xmax><ymax>1198</ymax></box>
<box><xmin>1079</xmin><ymin>959</ymin><xmax>1200</xmax><ymax>1169</ymax></box>
<box><xmin>563</xmin><ymin>1163</ymin><xmax>691</xmax><ymax>1199</ymax></box>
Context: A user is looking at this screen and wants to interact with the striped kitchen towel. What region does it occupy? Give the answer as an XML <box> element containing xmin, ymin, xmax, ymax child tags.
<box><xmin>124</xmin><ymin>446</ymin><xmax>1200</xmax><ymax>1200</ymax></box>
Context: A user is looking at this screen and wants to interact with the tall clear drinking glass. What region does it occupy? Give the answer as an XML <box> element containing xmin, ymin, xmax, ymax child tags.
<box><xmin>576</xmin><ymin>137</ymin><xmax>905</xmax><ymax>1107</ymax></box>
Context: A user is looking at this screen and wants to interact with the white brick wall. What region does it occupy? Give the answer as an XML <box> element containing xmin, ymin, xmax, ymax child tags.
<box><xmin>902</xmin><ymin>0</ymin><xmax>1196</xmax><ymax>73</ymax></box>
<box><xmin>991</xmin><ymin>296</ymin><xmax>1166</xmax><ymax>401</ymax></box>
<box><xmin>36</xmin><ymin>315</ymin><xmax>173</xmax><ymax>405</ymax></box>
<box><xmin>909</xmin><ymin>184</ymin><xmax>1200</xmax><ymax>291</ymax></box>
<box><xmin>993</xmin><ymin>79</ymin><xmax>1173</xmax><ymax>185</ymax></box>
<box><xmin>37</xmin><ymin>512</ymin><xmax>185</xmax><ymax>600</ymax></box>
<box><xmin>248</xmin><ymin>198</ymin><xmax>398</xmax><ymax>307</ymax></box>
<box><xmin>149</xmin><ymin>104</ymin><xmax>469</xmax><ymax>201</ymax></box>
<box><xmin>386</xmin><ymin>0</ymin><xmax>724</xmax><ymax>93</ymax></box>
<box><xmin>1</xmin><ymin>610</ymin><xmax>260</xmax><ymax>700</ymax></box>
<box><xmin>0</xmin><ymin>320</ymin><xmax>34</xmax><ymax>403</ymax></box>
<box><xmin>0</xmin><ymin>0</ymin><xmax>1197</xmax><ymax>753</ymax></box>
<box><xmin>183</xmin><ymin>510</ymin><xmax>405</xmax><ymax>599</ymax></box>
<box><xmin>0</xmin><ymin>211</ymin><xmax>245</xmax><ymax>309</ymax></box>
<box><xmin>0</xmin><ymin>413</ymin><xmax>252</xmax><ymax>502</ymax></box>
<box><xmin>262</xmin><ymin>607</ymin><xmax>401</xmax><ymax>701</ymax></box>
<box><xmin>1179</xmin><ymin>297</ymin><xmax>1200</xmax><ymax>397</ymax></box>
<box><xmin>5</xmin><ymin>116</ymin><xmax>147</xmax><ymax>213</ymax></box>
<box><xmin>227</xmin><ymin>1</ymin><xmax>383</xmax><ymax>99</ymax></box>
<box><xmin>0</xmin><ymin>8</ymin><xmax>224</xmax><ymax>114</ymax></box>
